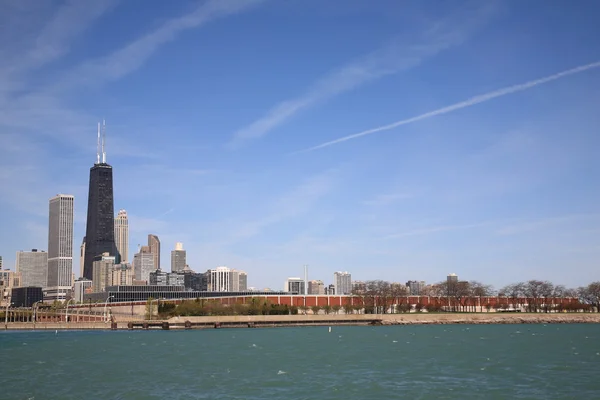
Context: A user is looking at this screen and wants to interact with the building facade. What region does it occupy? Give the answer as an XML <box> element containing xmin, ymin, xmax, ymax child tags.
<box><xmin>73</xmin><ymin>279</ymin><xmax>93</xmax><ymax>303</ymax></box>
<box><xmin>285</xmin><ymin>277</ymin><xmax>305</xmax><ymax>294</ymax></box>
<box><xmin>92</xmin><ymin>253</ymin><xmax>116</xmax><ymax>293</ymax></box>
<box><xmin>47</xmin><ymin>194</ymin><xmax>74</xmax><ymax>300</ymax></box>
<box><xmin>79</xmin><ymin>237</ymin><xmax>86</xmax><ymax>279</ymax></box>
<box><xmin>170</xmin><ymin>242</ymin><xmax>186</xmax><ymax>273</ymax></box>
<box><xmin>11</xmin><ymin>286</ymin><xmax>43</xmax><ymax>308</ymax></box>
<box><xmin>83</xmin><ymin>123</ymin><xmax>118</xmax><ymax>279</ymax></box>
<box><xmin>0</xmin><ymin>269</ymin><xmax>20</xmax><ymax>306</ymax></box>
<box><xmin>206</xmin><ymin>266</ymin><xmax>247</xmax><ymax>292</ymax></box>
<box><xmin>149</xmin><ymin>269</ymin><xmax>185</xmax><ymax>286</ymax></box>
<box><xmin>308</xmin><ymin>280</ymin><xmax>325</xmax><ymax>295</ymax></box>
<box><xmin>110</xmin><ymin>263</ymin><xmax>134</xmax><ymax>286</ymax></box>
<box><xmin>133</xmin><ymin>251</ymin><xmax>155</xmax><ymax>284</ymax></box>
<box><xmin>114</xmin><ymin>209</ymin><xmax>129</xmax><ymax>264</ymax></box>
<box><xmin>16</xmin><ymin>249</ymin><xmax>47</xmax><ymax>288</ymax></box>
<box><xmin>334</xmin><ymin>271</ymin><xmax>352</xmax><ymax>295</ymax></box>
<box><xmin>148</xmin><ymin>234</ymin><xmax>160</xmax><ymax>271</ymax></box>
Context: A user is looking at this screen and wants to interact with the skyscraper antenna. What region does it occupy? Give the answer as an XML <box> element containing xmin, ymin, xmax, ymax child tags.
<box><xmin>101</xmin><ymin>119</ymin><xmax>107</xmax><ymax>164</ymax></box>
<box><xmin>96</xmin><ymin>122</ymin><xmax>101</xmax><ymax>164</ymax></box>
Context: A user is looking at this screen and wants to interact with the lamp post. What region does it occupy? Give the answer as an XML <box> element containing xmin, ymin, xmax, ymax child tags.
<box><xmin>103</xmin><ymin>295</ymin><xmax>114</xmax><ymax>323</ymax></box>
<box><xmin>64</xmin><ymin>299</ymin><xmax>74</xmax><ymax>323</ymax></box>
<box><xmin>4</xmin><ymin>300</ymin><xmax>13</xmax><ymax>329</ymax></box>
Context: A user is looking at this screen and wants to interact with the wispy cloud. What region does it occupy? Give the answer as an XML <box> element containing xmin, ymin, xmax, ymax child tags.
<box><xmin>19</xmin><ymin>0</ymin><xmax>117</xmax><ymax>72</ymax></box>
<box><xmin>60</xmin><ymin>0</ymin><xmax>266</xmax><ymax>88</ymax></box>
<box><xmin>384</xmin><ymin>222</ymin><xmax>489</xmax><ymax>239</ymax></box>
<box><xmin>363</xmin><ymin>192</ymin><xmax>415</xmax><ymax>206</ymax></box>
<box><xmin>227</xmin><ymin>169</ymin><xmax>338</xmax><ymax>240</ymax></box>
<box><xmin>229</xmin><ymin>3</ymin><xmax>495</xmax><ymax>148</ymax></box>
<box><xmin>299</xmin><ymin>60</ymin><xmax>600</xmax><ymax>152</ymax></box>
<box><xmin>496</xmin><ymin>213</ymin><xmax>600</xmax><ymax>235</ymax></box>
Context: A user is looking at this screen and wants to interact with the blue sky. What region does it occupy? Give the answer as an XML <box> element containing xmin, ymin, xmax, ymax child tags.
<box><xmin>1</xmin><ymin>0</ymin><xmax>599</xmax><ymax>290</ymax></box>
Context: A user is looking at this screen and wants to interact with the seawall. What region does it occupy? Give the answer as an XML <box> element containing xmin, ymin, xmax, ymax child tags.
<box><xmin>4</xmin><ymin>313</ymin><xmax>600</xmax><ymax>331</ymax></box>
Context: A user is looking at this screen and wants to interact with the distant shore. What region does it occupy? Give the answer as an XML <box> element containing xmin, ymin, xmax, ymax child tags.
<box><xmin>4</xmin><ymin>312</ymin><xmax>600</xmax><ymax>331</ymax></box>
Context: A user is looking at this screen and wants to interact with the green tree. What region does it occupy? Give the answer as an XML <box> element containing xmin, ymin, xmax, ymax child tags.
<box><xmin>311</xmin><ymin>305</ymin><xmax>321</xmax><ymax>315</ymax></box>
<box><xmin>332</xmin><ymin>305</ymin><xmax>341</xmax><ymax>314</ymax></box>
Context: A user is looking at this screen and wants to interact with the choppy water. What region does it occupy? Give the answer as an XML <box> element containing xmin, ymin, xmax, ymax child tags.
<box><xmin>1</xmin><ymin>324</ymin><xmax>600</xmax><ymax>399</ymax></box>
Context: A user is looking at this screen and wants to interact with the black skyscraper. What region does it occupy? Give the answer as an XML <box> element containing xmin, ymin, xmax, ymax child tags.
<box><xmin>83</xmin><ymin>122</ymin><xmax>120</xmax><ymax>279</ymax></box>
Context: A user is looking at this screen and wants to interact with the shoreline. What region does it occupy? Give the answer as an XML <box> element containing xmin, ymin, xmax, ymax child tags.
<box><xmin>3</xmin><ymin>312</ymin><xmax>600</xmax><ymax>331</ymax></box>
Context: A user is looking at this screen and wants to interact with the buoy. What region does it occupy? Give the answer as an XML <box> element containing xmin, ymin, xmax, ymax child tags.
<box><xmin>328</xmin><ymin>326</ymin><xmax>332</xmax><ymax>333</ymax></box>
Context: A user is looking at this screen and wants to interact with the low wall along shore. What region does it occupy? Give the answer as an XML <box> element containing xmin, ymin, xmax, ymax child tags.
<box><xmin>4</xmin><ymin>312</ymin><xmax>600</xmax><ymax>330</ymax></box>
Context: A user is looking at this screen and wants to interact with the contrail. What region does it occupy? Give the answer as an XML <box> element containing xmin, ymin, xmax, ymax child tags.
<box><xmin>299</xmin><ymin>61</ymin><xmax>600</xmax><ymax>153</ymax></box>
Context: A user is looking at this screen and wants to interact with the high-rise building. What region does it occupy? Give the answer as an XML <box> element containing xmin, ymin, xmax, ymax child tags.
<box><xmin>92</xmin><ymin>252</ymin><xmax>116</xmax><ymax>293</ymax></box>
<box><xmin>79</xmin><ymin>237</ymin><xmax>85</xmax><ymax>278</ymax></box>
<box><xmin>114</xmin><ymin>210</ymin><xmax>129</xmax><ymax>263</ymax></box>
<box><xmin>16</xmin><ymin>249</ymin><xmax>47</xmax><ymax>288</ymax></box>
<box><xmin>133</xmin><ymin>251</ymin><xmax>155</xmax><ymax>284</ymax></box>
<box><xmin>0</xmin><ymin>255</ymin><xmax>3</xmax><ymax>270</ymax></box>
<box><xmin>308</xmin><ymin>280</ymin><xmax>325</xmax><ymax>295</ymax></box>
<box><xmin>148</xmin><ymin>234</ymin><xmax>160</xmax><ymax>271</ymax></box>
<box><xmin>47</xmin><ymin>194</ymin><xmax>74</xmax><ymax>292</ymax></box>
<box><xmin>334</xmin><ymin>271</ymin><xmax>352</xmax><ymax>295</ymax></box>
<box><xmin>171</xmin><ymin>242</ymin><xmax>186</xmax><ymax>273</ymax></box>
<box><xmin>83</xmin><ymin>121</ymin><xmax>118</xmax><ymax>279</ymax></box>
<box><xmin>285</xmin><ymin>277</ymin><xmax>305</xmax><ymax>294</ymax></box>
<box><xmin>447</xmin><ymin>273</ymin><xmax>458</xmax><ymax>284</ymax></box>
<box><xmin>237</xmin><ymin>271</ymin><xmax>248</xmax><ymax>291</ymax></box>
<box><xmin>107</xmin><ymin>263</ymin><xmax>134</xmax><ymax>286</ymax></box>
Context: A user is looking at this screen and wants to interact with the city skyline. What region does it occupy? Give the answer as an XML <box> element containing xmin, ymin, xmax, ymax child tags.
<box><xmin>1</xmin><ymin>1</ymin><xmax>599</xmax><ymax>289</ymax></box>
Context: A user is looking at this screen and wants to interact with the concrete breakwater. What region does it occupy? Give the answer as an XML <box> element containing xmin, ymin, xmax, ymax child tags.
<box><xmin>4</xmin><ymin>313</ymin><xmax>600</xmax><ymax>330</ymax></box>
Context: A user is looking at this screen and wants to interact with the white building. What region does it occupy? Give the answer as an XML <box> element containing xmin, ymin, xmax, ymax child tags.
<box><xmin>46</xmin><ymin>194</ymin><xmax>74</xmax><ymax>300</ymax></box>
<box><xmin>206</xmin><ymin>266</ymin><xmax>247</xmax><ymax>292</ymax></box>
<box><xmin>285</xmin><ymin>277</ymin><xmax>305</xmax><ymax>294</ymax></box>
<box><xmin>334</xmin><ymin>271</ymin><xmax>352</xmax><ymax>295</ymax></box>
<box><xmin>16</xmin><ymin>249</ymin><xmax>47</xmax><ymax>288</ymax></box>
<box><xmin>114</xmin><ymin>209</ymin><xmax>129</xmax><ymax>263</ymax></box>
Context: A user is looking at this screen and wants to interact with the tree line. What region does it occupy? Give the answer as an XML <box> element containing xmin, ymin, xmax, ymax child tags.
<box><xmin>350</xmin><ymin>279</ymin><xmax>600</xmax><ymax>313</ymax></box>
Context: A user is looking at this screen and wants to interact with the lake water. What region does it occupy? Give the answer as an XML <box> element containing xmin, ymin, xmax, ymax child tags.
<box><xmin>1</xmin><ymin>324</ymin><xmax>599</xmax><ymax>399</ymax></box>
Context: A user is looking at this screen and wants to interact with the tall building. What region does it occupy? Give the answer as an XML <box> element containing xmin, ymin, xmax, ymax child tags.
<box><xmin>133</xmin><ymin>250</ymin><xmax>155</xmax><ymax>284</ymax></box>
<box><xmin>16</xmin><ymin>249</ymin><xmax>47</xmax><ymax>288</ymax></box>
<box><xmin>92</xmin><ymin>252</ymin><xmax>115</xmax><ymax>293</ymax></box>
<box><xmin>148</xmin><ymin>234</ymin><xmax>160</xmax><ymax>271</ymax></box>
<box><xmin>107</xmin><ymin>263</ymin><xmax>134</xmax><ymax>286</ymax></box>
<box><xmin>83</xmin><ymin>121</ymin><xmax>118</xmax><ymax>279</ymax></box>
<box><xmin>308</xmin><ymin>280</ymin><xmax>325</xmax><ymax>295</ymax></box>
<box><xmin>447</xmin><ymin>273</ymin><xmax>458</xmax><ymax>284</ymax></box>
<box><xmin>47</xmin><ymin>194</ymin><xmax>74</xmax><ymax>292</ymax></box>
<box><xmin>334</xmin><ymin>271</ymin><xmax>352</xmax><ymax>295</ymax></box>
<box><xmin>285</xmin><ymin>277</ymin><xmax>305</xmax><ymax>294</ymax></box>
<box><xmin>171</xmin><ymin>242</ymin><xmax>186</xmax><ymax>273</ymax></box>
<box><xmin>114</xmin><ymin>210</ymin><xmax>129</xmax><ymax>263</ymax></box>
<box><xmin>0</xmin><ymin>255</ymin><xmax>3</xmax><ymax>269</ymax></box>
<box><xmin>237</xmin><ymin>271</ymin><xmax>248</xmax><ymax>291</ymax></box>
<box><xmin>79</xmin><ymin>237</ymin><xmax>85</xmax><ymax>278</ymax></box>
